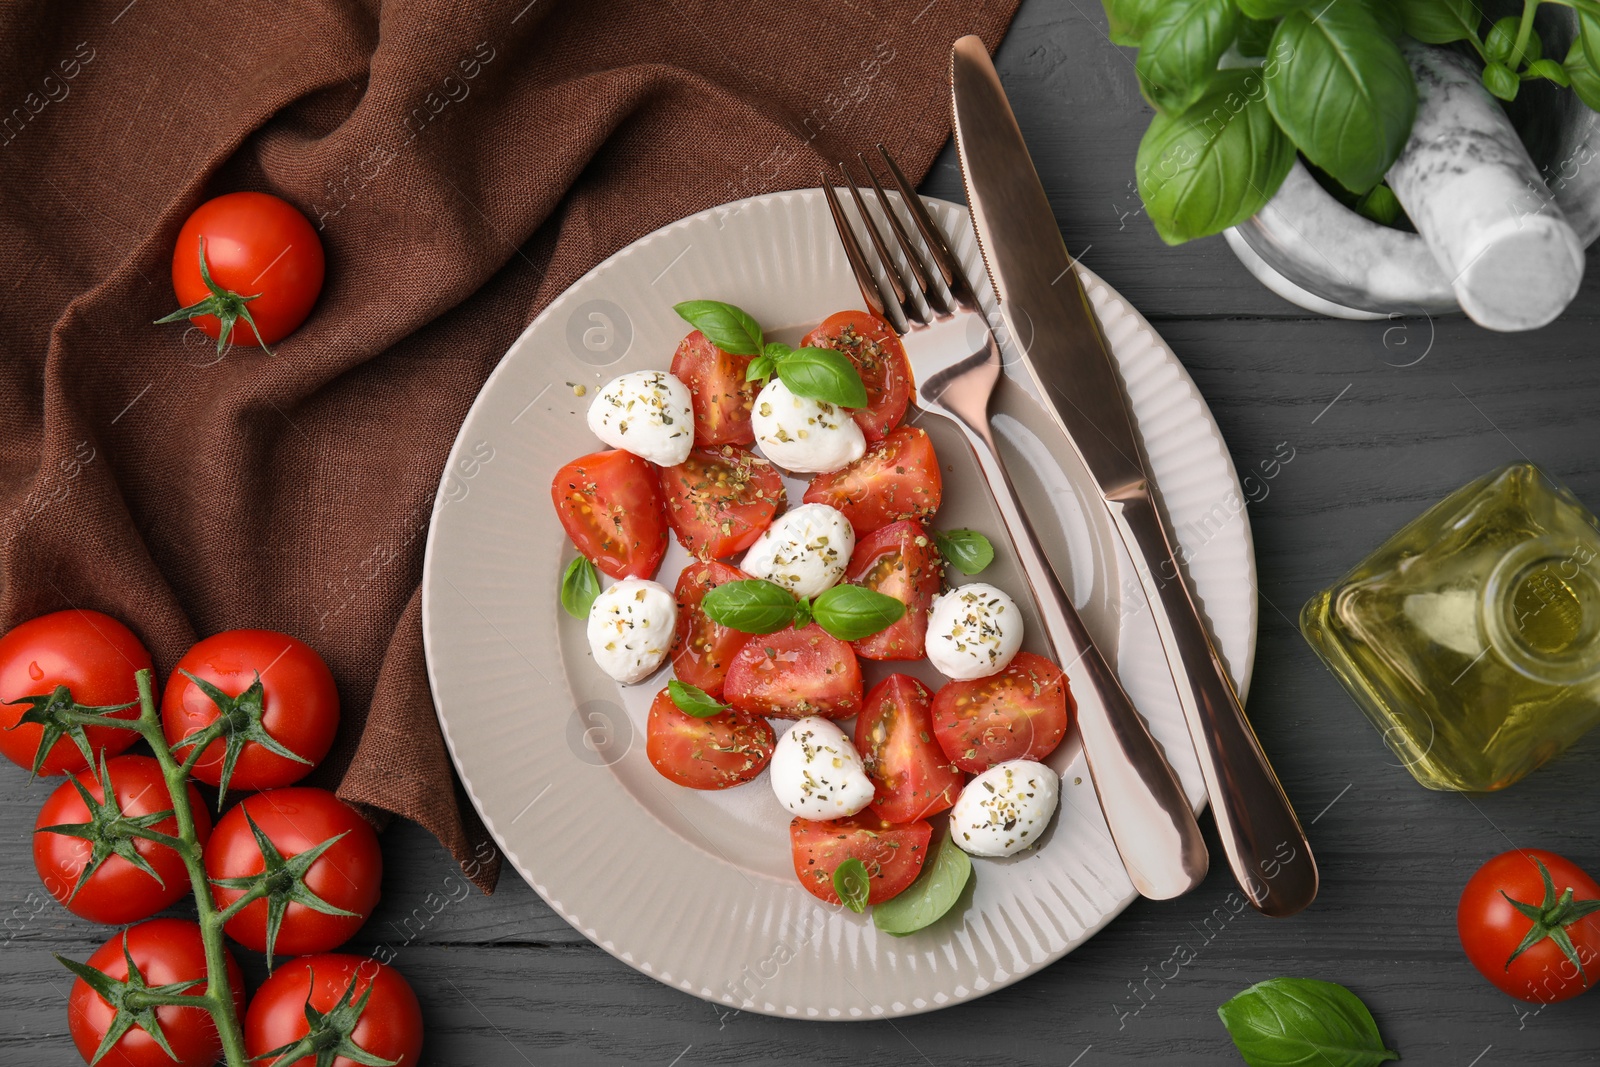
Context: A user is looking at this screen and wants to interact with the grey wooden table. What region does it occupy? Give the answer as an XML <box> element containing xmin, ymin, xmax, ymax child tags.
<box><xmin>7</xmin><ymin>2</ymin><xmax>1600</xmax><ymax>1064</ymax></box>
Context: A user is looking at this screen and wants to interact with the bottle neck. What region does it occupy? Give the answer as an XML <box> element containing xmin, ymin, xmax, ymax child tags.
<box><xmin>1480</xmin><ymin>536</ymin><xmax>1600</xmax><ymax>687</ymax></box>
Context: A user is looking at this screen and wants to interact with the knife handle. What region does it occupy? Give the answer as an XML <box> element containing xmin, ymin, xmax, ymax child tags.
<box><xmin>1108</xmin><ymin>487</ymin><xmax>1318</xmax><ymax>917</ymax></box>
<box><xmin>948</xmin><ymin>416</ymin><xmax>1209</xmax><ymax>901</ymax></box>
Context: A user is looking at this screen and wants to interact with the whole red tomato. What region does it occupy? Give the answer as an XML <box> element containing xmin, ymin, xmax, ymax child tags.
<box><xmin>0</xmin><ymin>609</ymin><xmax>150</xmax><ymax>775</ymax></box>
<box><xmin>67</xmin><ymin>919</ymin><xmax>244</xmax><ymax>1067</ymax></box>
<box><xmin>1458</xmin><ymin>849</ymin><xmax>1600</xmax><ymax>1003</ymax></box>
<box><xmin>206</xmin><ymin>787</ymin><xmax>382</xmax><ymax>961</ymax></box>
<box><xmin>245</xmin><ymin>954</ymin><xmax>423</xmax><ymax>1067</ymax></box>
<box><xmin>164</xmin><ymin>191</ymin><xmax>324</xmax><ymax>349</ymax></box>
<box><xmin>160</xmin><ymin>629</ymin><xmax>338</xmax><ymax>796</ymax></box>
<box><xmin>34</xmin><ymin>755</ymin><xmax>211</xmax><ymax>924</ymax></box>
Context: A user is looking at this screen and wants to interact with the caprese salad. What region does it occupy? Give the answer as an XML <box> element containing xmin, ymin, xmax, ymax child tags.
<box><xmin>551</xmin><ymin>300</ymin><xmax>1075</xmax><ymax>935</ymax></box>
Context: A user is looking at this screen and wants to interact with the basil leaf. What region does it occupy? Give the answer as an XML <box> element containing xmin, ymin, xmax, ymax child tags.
<box><xmin>1102</xmin><ymin>0</ymin><xmax>1163</xmax><ymax>47</ymax></box>
<box><xmin>701</xmin><ymin>579</ymin><xmax>800</xmax><ymax>634</ymax></box>
<box><xmin>1354</xmin><ymin>183</ymin><xmax>1401</xmax><ymax>227</ymax></box>
<box><xmin>1581</xmin><ymin>12</ymin><xmax>1600</xmax><ymax>74</ymax></box>
<box><xmin>1136</xmin><ymin>69</ymin><xmax>1297</xmax><ymax>244</ymax></box>
<box><xmin>1235</xmin><ymin>0</ymin><xmax>1309</xmax><ymax>17</ymax></box>
<box><xmin>745</xmin><ymin>354</ymin><xmax>776</xmax><ymax>383</ymax></box>
<box><xmin>812</xmin><ymin>584</ymin><xmax>906</xmax><ymax>641</ymax></box>
<box><xmin>673</xmin><ymin>300</ymin><xmax>764</xmax><ymax>356</ymax></box>
<box><xmin>832</xmin><ymin>858</ymin><xmax>870</xmax><ymax>914</ymax></box>
<box><xmin>560</xmin><ymin>557</ymin><xmax>602</xmax><ymax>619</ymax></box>
<box><xmin>1566</xmin><ymin>38</ymin><xmax>1600</xmax><ymax>111</ymax></box>
<box><xmin>763</xmin><ymin>341</ymin><xmax>794</xmax><ymax>360</ymax></box>
<box><xmin>1396</xmin><ymin>0</ymin><xmax>1480</xmax><ymax>45</ymax></box>
<box><xmin>774</xmin><ymin>346</ymin><xmax>869</xmax><ymax>409</ymax></box>
<box><xmin>1218</xmin><ymin>978</ymin><xmax>1398</xmax><ymax>1067</ymax></box>
<box><xmin>668</xmin><ymin>679</ymin><xmax>729</xmax><ymax>719</ymax></box>
<box><xmin>1135</xmin><ymin>0</ymin><xmax>1238</xmax><ymax>115</ymax></box>
<box><xmin>1484</xmin><ymin>16</ymin><xmax>1539</xmax><ymax>67</ymax></box>
<box><xmin>872</xmin><ymin>832</ymin><xmax>972</xmax><ymax>937</ymax></box>
<box><xmin>1266</xmin><ymin>5</ymin><xmax>1415</xmax><ymax>194</ymax></box>
<box><xmin>1482</xmin><ymin>61</ymin><xmax>1519</xmax><ymax>102</ymax></box>
<box><xmin>1236</xmin><ymin>16</ymin><xmax>1276</xmax><ymax>58</ymax></box>
<box><xmin>933</xmin><ymin>529</ymin><xmax>995</xmax><ymax>576</ymax></box>
<box><xmin>1527</xmin><ymin>57</ymin><xmax>1570</xmax><ymax>87</ymax></box>
<box><xmin>790</xmin><ymin>596</ymin><xmax>813</xmax><ymax>631</ymax></box>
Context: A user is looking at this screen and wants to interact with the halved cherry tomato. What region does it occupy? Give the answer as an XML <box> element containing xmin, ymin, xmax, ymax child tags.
<box><xmin>34</xmin><ymin>755</ymin><xmax>212</xmax><ymax>925</ymax></box>
<box><xmin>1458</xmin><ymin>849</ymin><xmax>1600</xmax><ymax>1003</ymax></box>
<box><xmin>855</xmin><ymin>675</ymin><xmax>965</xmax><ymax>824</ymax></box>
<box><xmin>723</xmin><ymin>624</ymin><xmax>862</xmax><ymax>720</ymax></box>
<box><xmin>645</xmin><ymin>687</ymin><xmax>776</xmax><ymax>790</ymax></box>
<box><xmin>801</xmin><ymin>310</ymin><xmax>912</xmax><ymax>441</ymax></box>
<box><xmin>671</xmin><ymin>330</ymin><xmax>758</xmax><ymax>446</ymax></box>
<box><xmin>803</xmin><ymin>425</ymin><xmax>941</xmax><ymax>535</ymax></box>
<box><xmin>551</xmin><ymin>449</ymin><xmax>670</xmax><ymax>579</ymax></box>
<box><xmin>245</xmin><ymin>955</ymin><xmax>423</xmax><ymax>1067</ymax></box>
<box><xmin>790</xmin><ymin>813</ymin><xmax>932</xmax><ymax>906</ymax></box>
<box><xmin>932</xmin><ymin>651</ymin><xmax>1072</xmax><ymax>773</ymax></box>
<box><xmin>0</xmin><ymin>609</ymin><xmax>150</xmax><ymax>775</ymax></box>
<box><xmin>659</xmin><ymin>446</ymin><xmax>784</xmax><ymax>560</ymax></box>
<box><xmin>669</xmin><ymin>561</ymin><xmax>751</xmax><ymax>698</ymax></box>
<box><xmin>845</xmin><ymin>519</ymin><xmax>942</xmax><ymax>660</ymax></box>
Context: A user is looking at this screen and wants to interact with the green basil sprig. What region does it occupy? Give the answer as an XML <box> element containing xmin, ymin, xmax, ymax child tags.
<box><xmin>667</xmin><ymin>680</ymin><xmax>729</xmax><ymax>719</ymax></box>
<box><xmin>832</xmin><ymin>858</ymin><xmax>871</xmax><ymax>914</ymax></box>
<box><xmin>676</xmin><ymin>299</ymin><xmax>868</xmax><ymax>408</ymax></box>
<box><xmin>933</xmin><ymin>529</ymin><xmax>995</xmax><ymax>576</ymax></box>
<box><xmin>873</xmin><ymin>832</ymin><xmax>972</xmax><ymax>936</ymax></box>
<box><xmin>701</xmin><ymin>578</ymin><xmax>905</xmax><ymax>641</ymax></box>
<box><xmin>560</xmin><ymin>557</ymin><xmax>602</xmax><ymax>619</ymax></box>
<box><xmin>1218</xmin><ymin>978</ymin><xmax>1398</xmax><ymax>1067</ymax></box>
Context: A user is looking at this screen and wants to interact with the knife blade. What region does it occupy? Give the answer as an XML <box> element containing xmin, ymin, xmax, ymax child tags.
<box><xmin>949</xmin><ymin>34</ymin><xmax>1318</xmax><ymax>917</ymax></box>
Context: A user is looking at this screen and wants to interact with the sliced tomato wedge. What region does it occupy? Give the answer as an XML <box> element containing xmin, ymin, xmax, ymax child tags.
<box><xmin>723</xmin><ymin>623</ymin><xmax>862</xmax><ymax>720</ymax></box>
<box><xmin>550</xmin><ymin>450</ymin><xmax>669</xmax><ymax>579</ymax></box>
<box><xmin>645</xmin><ymin>687</ymin><xmax>775</xmax><ymax>790</ymax></box>
<box><xmin>801</xmin><ymin>310</ymin><xmax>912</xmax><ymax>441</ymax></box>
<box><xmin>669</xmin><ymin>561</ymin><xmax>751</xmax><ymax>698</ymax></box>
<box><xmin>803</xmin><ymin>425</ymin><xmax>941</xmax><ymax>535</ymax></box>
<box><xmin>845</xmin><ymin>519</ymin><xmax>942</xmax><ymax>660</ymax></box>
<box><xmin>671</xmin><ymin>330</ymin><xmax>758</xmax><ymax>446</ymax></box>
<box><xmin>659</xmin><ymin>446</ymin><xmax>784</xmax><ymax>560</ymax></box>
<box><xmin>855</xmin><ymin>674</ymin><xmax>965</xmax><ymax>824</ymax></box>
<box><xmin>790</xmin><ymin>813</ymin><xmax>932</xmax><ymax>906</ymax></box>
<box><xmin>932</xmin><ymin>651</ymin><xmax>1073</xmax><ymax>773</ymax></box>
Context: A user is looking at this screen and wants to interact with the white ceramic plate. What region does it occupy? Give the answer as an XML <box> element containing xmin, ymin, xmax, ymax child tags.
<box><xmin>422</xmin><ymin>189</ymin><xmax>1257</xmax><ymax>1019</ymax></box>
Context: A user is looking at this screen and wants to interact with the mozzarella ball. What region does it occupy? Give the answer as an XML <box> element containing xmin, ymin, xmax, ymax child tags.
<box><xmin>770</xmin><ymin>717</ymin><xmax>875</xmax><ymax>820</ymax></box>
<box><xmin>741</xmin><ymin>503</ymin><xmax>855</xmax><ymax>599</ymax></box>
<box><xmin>950</xmin><ymin>760</ymin><xmax>1059</xmax><ymax>857</ymax></box>
<box><xmin>587</xmin><ymin>370</ymin><xmax>694</xmax><ymax>467</ymax></box>
<box><xmin>751</xmin><ymin>379</ymin><xmax>866</xmax><ymax>473</ymax></box>
<box><xmin>926</xmin><ymin>583</ymin><xmax>1024</xmax><ymax>680</ymax></box>
<box><xmin>586</xmin><ymin>578</ymin><xmax>677</xmax><ymax>684</ymax></box>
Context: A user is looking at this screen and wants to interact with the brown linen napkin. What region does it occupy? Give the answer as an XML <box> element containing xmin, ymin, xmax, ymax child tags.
<box><xmin>0</xmin><ymin>0</ymin><xmax>1019</xmax><ymax>892</ymax></box>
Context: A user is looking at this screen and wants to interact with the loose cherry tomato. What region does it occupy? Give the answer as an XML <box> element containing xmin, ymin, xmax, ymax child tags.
<box><xmin>801</xmin><ymin>310</ymin><xmax>912</xmax><ymax>441</ymax></box>
<box><xmin>166</xmin><ymin>192</ymin><xmax>324</xmax><ymax>349</ymax></box>
<box><xmin>245</xmin><ymin>955</ymin><xmax>423</xmax><ymax>1067</ymax></box>
<box><xmin>1458</xmin><ymin>849</ymin><xmax>1600</xmax><ymax>1003</ymax></box>
<box><xmin>659</xmin><ymin>446</ymin><xmax>784</xmax><ymax>560</ymax></box>
<box><xmin>803</xmin><ymin>425</ymin><xmax>941</xmax><ymax>535</ymax></box>
<box><xmin>645</xmin><ymin>687</ymin><xmax>776</xmax><ymax>790</ymax></box>
<box><xmin>724</xmin><ymin>623</ymin><xmax>862</xmax><ymax>720</ymax></box>
<box><xmin>855</xmin><ymin>675</ymin><xmax>965</xmax><ymax>824</ymax></box>
<box><xmin>206</xmin><ymin>787</ymin><xmax>381</xmax><ymax>960</ymax></box>
<box><xmin>0</xmin><ymin>609</ymin><xmax>150</xmax><ymax>775</ymax></box>
<box><xmin>671</xmin><ymin>330</ymin><xmax>758</xmax><ymax>446</ymax></box>
<box><xmin>34</xmin><ymin>755</ymin><xmax>211</xmax><ymax>925</ymax></box>
<box><xmin>669</xmin><ymin>561</ymin><xmax>751</xmax><ymax>698</ymax></box>
<box><xmin>790</xmin><ymin>813</ymin><xmax>932</xmax><ymax>906</ymax></box>
<box><xmin>551</xmin><ymin>449</ymin><xmax>670</xmax><ymax>579</ymax></box>
<box><xmin>845</xmin><ymin>519</ymin><xmax>942</xmax><ymax>660</ymax></box>
<box><xmin>67</xmin><ymin>919</ymin><xmax>245</xmax><ymax>1067</ymax></box>
<box><xmin>160</xmin><ymin>629</ymin><xmax>338</xmax><ymax>795</ymax></box>
<box><xmin>932</xmin><ymin>652</ymin><xmax>1072</xmax><ymax>773</ymax></box>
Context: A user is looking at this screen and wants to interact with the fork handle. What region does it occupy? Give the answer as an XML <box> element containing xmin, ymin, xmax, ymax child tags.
<box><xmin>951</xmin><ymin>417</ymin><xmax>1209</xmax><ymax>900</ymax></box>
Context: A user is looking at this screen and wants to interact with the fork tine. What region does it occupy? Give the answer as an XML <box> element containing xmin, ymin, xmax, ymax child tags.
<box><xmin>838</xmin><ymin>159</ymin><xmax>922</xmax><ymax>327</ymax></box>
<box><xmin>857</xmin><ymin>152</ymin><xmax>952</xmax><ymax>316</ymax></box>
<box><xmin>821</xmin><ymin>171</ymin><xmax>901</xmax><ymax>333</ymax></box>
<box><xmin>877</xmin><ymin>143</ymin><xmax>978</xmax><ymax>308</ymax></box>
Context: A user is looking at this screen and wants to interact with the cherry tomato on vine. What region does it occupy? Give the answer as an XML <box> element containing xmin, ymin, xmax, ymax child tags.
<box><xmin>1458</xmin><ymin>849</ymin><xmax>1600</xmax><ymax>1003</ymax></box>
<box><xmin>245</xmin><ymin>954</ymin><xmax>423</xmax><ymax>1067</ymax></box>
<box><xmin>160</xmin><ymin>192</ymin><xmax>324</xmax><ymax>351</ymax></box>
<box><xmin>65</xmin><ymin>918</ymin><xmax>244</xmax><ymax>1067</ymax></box>
<box><xmin>206</xmin><ymin>787</ymin><xmax>381</xmax><ymax>961</ymax></box>
<box><xmin>160</xmin><ymin>629</ymin><xmax>338</xmax><ymax>797</ymax></box>
<box><xmin>0</xmin><ymin>609</ymin><xmax>150</xmax><ymax>776</ymax></box>
<box><xmin>33</xmin><ymin>755</ymin><xmax>211</xmax><ymax>925</ymax></box>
